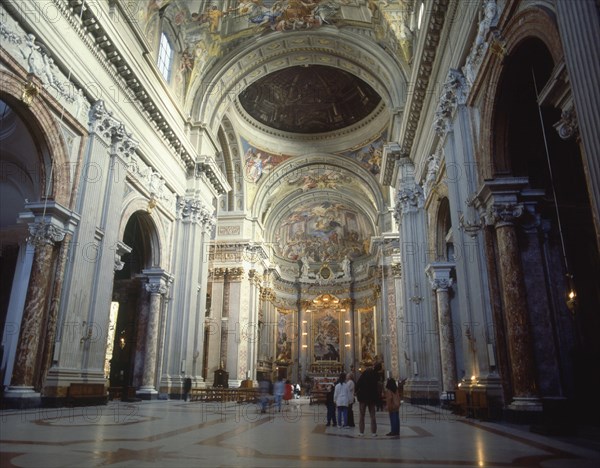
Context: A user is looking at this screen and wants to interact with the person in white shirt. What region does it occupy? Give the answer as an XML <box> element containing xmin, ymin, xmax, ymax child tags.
<box><xmin>334</xmin><ymin>372</ymin><xmax>351</xmax><ymax>428</ymax></box>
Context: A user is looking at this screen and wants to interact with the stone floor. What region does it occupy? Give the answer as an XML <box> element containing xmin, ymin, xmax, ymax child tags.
<box><xmin>1</xmin><ymin>397</ymin><xmax>599</xmax><ymax>467</ymax></box>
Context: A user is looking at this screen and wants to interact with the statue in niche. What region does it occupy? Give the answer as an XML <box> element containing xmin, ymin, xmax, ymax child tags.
<box><xmin>337</xmin><ymin>254</ymin><xmax>352</xmax><ymax>279</ymax></box>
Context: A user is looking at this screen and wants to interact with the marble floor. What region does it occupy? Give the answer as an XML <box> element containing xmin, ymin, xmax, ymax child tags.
<box><xmin>1</xmin><ymin>397</ymin><xmax>599</xmax><ymax>467</ymax></box>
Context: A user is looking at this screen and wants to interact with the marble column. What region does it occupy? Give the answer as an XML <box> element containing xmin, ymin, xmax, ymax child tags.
<box><xmin>490</xmin><ymin>203</ymin><xmax>541</xmax><ymax>411</ymax></box>
<box><xmin>138</xmin><ymin>269</ymin><xmax>169</xmax><ymax>399</ymax></box>
<box><xmin>556</xmin><ymin>0</ymin><xmax>600</xmax><ymax>247</ymax></box>
<box><xmin>4</xmin><ymin>199</ymin><xmax>77</xmax><ymax>407</ymax></box>
<box><xmin>426</xmin><ymin>263</ymin><xmax>457</xmax><ymax>399</ymax></box>
<box><xmin>5</xmin><ymin>222</ymin><xmax>65</xmax><ymax>406</ymax></box>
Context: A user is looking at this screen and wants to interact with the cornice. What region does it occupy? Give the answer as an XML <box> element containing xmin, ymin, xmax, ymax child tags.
<box><xmin>52</xmin><ymin>0</ymin><xmax>196</xmax><ymax>169</ymax></box>
<box><xmin>382</xmin><ymin>0</ymin><xmax>449</xmax><ymax>186</ymax></box>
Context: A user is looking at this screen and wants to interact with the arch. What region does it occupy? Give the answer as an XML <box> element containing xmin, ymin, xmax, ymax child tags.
<box><xmin>0</xmin><ymin>70</ymin><xmax>72</xmax><ymax>207</ymax></box>
<box><xmin>118</xmin><ymin>196</ymin><xmax>166</xmax><ymax>269</ymax></box>
<box><xmin>478</xmin><ymin>6</ymin><xmax>564</xmax><ymax>180</ymax></box>
<box><xmin>190</xmin><ymin>30</ymin><xmax>407</xmax><ymax>135</ymax></box>
<box><xmin>435</xmin><ymin>197</ymin><xmax>453</xmax><ymax>262</ymax></box>
<box><xmin>252</xmin><ymin>153</ymin><xmax>385</xmax><ymax>223</ymax></box>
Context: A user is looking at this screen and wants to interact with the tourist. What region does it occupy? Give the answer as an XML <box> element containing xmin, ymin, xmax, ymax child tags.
<box><xmin>384</xmin><ymin>377</ymin><xmax>401</xmax><ymax>436</ymax></box>
<box><xmin>355</xmin><ymin>362</ymin><xmax>381</xmax><ymax>436</ymax></box>
<box><xmin>334</xmin><ymin>372</ymin><xmax>351</xmax><ymax>428</ymax></box>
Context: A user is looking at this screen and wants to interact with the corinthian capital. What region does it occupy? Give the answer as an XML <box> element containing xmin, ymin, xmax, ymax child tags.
<box><xmin>487</xmin><ymin>203</ymin><xmax>524</xmax><ymax>227</ymax></box>
<box><xmin>145</xmin><ymin>281</ymin><xmax>168</xmax><ymax>295</ymax></box>
<box><xmin>430</xmin><ymin>278</ymin><xmax>454</xmax><ymax>291</ymax></box>
<box><xmin>554</xmin><ymin>107</ymin><xmax>578</xmax><ymax>140</ymax></box>
<box><xmin>433</xmin><ymin>69</ymin><xmax>467</xmax><ymax>137</ymax></box>
<box><xmin>394</xmin><ymin>185</ymin><xmax>425</xmax><ymax>220</ymax></box>
<box><xmin>27</xmin><ymin>222</ymin><xmax>66</xmax><ymax>246</ymax></box>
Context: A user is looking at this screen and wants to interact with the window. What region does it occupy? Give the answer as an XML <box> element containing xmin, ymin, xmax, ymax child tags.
<box><xmin>157</xmin><ymin>32</ymin><xmax>173</xmax><ymax>81</ymax></box>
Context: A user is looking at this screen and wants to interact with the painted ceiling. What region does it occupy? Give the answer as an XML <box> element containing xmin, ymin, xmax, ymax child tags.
<box><xmin>135</xmin><ymin>1</ymin><xmax>413</xmax><ymax>273</ymax></box>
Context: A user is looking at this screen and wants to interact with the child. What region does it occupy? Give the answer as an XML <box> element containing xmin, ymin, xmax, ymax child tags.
<box><xmin>384</xmin><ymin>377</ymin><xmax>401</xmax><ymax>436</ymax></box>
<box><xmin>325</xmin><ymin>384</ymin><xmax>337</xmax><ymax>427</ymax></box>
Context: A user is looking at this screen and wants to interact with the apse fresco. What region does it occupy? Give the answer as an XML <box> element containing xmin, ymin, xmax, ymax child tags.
<box><xmin>275</xmin><ymin>201</ymin><xmax>372</xmax><ymax>262</ymax></box>
<box><xmin>336</xmin><ymin>131</ymin><xmax>387</xmax><ymax>176</ymax></box>
<box><xmin>313</xmin><ymin>309</ymin><xmax>340</xmax><ymax>361</ymax></box>
<box><xmin>359</xmin><ymin>309</ymin><xmax>376</xmax><ymax>363</ymax></box>
<box><xmin>276</xmin><ymin>310</ymin><xmax>293</xmax><ymax>363</ymax></box>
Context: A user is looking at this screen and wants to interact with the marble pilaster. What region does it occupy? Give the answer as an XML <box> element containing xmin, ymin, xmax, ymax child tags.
<box><xmin>394</xmin><ymin>157</ymin><xmax>441</xmax><ymax>401</ymax></box>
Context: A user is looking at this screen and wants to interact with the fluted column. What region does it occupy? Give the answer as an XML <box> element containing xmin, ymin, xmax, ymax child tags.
<box><xmin>426</xmin><ymin>263</ymin><xmax>457</xmax><ymax>398</ymax></box>
<box><xmin>138</xmin><ymin>269</ymin><xmax>169</xmax><ymax>398</ymax></box>
<box><xmin>490</xmin><ymin>204</ymin><xmax>541</xmax><ymax>411</ymax></box>
<box><xmin>394</xmin><ymin>155</ymin><xmax>441</xmax><ymax>401</ymax></box>
<box><xmin>556</xmin><ymin>0</ymin><xmax>600</xmax><ymax>247</ymax></box>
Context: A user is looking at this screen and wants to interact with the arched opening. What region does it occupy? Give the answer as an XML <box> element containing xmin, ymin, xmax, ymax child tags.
<box><xmin>494</xmin><ymin>38</ymin><xmax>600</xmax><ymax>416</ymax></box>
<box><xmin>436</xmin><ymin>197</ymin><xmax>454</xmax><ymax>262</ymax></box>
<box><xmin>0</xmin><ymin>99</ymin><xmax>43</xmax><ymax>388</ymax></box>
<box><xmin>108</xmin><ymin>211</ymin><xmax>156</xmax><ymax>397</ymax></box>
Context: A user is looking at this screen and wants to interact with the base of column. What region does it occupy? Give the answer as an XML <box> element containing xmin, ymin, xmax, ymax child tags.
<box><xmin>508</xmin><ymin>397</ymin><xmax>543</xmax><ymax>412</ymax></box>
<box><xmin>505</xmin><ymin>397</ymin><xmax>543</xmax><ymax>424</ymax></box>
<box><xmin>3</xmin><ymin>386</ymin><xmax>42</xmax><ymax>409</ymax></box>
<box><xmin>136</xmin><ymin>387</ymin><xmax>159</xmax><ymax>400</ymax></box>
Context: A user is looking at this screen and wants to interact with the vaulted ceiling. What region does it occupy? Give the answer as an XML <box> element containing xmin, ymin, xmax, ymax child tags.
<box><xmin>139</xmin><ymin>0</ymin><xmax>415</xmax><ymax>279</ymax></box>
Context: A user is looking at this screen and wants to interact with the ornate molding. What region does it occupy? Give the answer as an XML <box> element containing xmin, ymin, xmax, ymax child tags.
<box><xmin>89</xmin><ymin>101</ymin><xmax>139</xmax><ymax>159</ymax></box>
<box><xmin>388</xmin><ymin>0</ymin><xmax>449</xmax><ymax>183</ymax></box>
<box><xmin>433</xmin><ymin>69</ymin><xmax>467</xmax><ymax>137</ymax></box>
<box><xmin>462</xmin><ymin>0</ymin><xmax>501</xmax><ymax>90</ymax></box>
<box><xmin>391</xmin><ymin>263</ymin><xmax>402</xmax><ymax>278</ymax></box>
<box><xmin>195</xmin><ymin>157</ymin><xmax>228</xmax><ymax>195</ymax></box>
<box><xmin>113</xmin><ymin>240</ymin><xmax>132</xmax><ymax>271</ymax></box>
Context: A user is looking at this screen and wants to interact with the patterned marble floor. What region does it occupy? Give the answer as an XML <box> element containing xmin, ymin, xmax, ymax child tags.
<box><xmin>1</xmin><ymin>398</ymin><xmax>599</xmax><ymax>467</ymax></box>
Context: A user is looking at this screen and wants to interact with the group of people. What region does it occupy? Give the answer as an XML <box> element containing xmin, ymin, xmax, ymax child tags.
<box><xmin>326</xmin><ymin>363</ymin><xmax>403</xmax><ymax>437</ymax></box>
<box><xmin>259</xmin><ymin>377</ymin><xmax>302</xmax><ymax>413</ymax></box>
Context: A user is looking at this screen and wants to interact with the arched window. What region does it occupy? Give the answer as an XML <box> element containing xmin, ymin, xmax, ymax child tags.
<box><xmin>157</xmin><ymin>32</ymin><xmax>174</xmax><ymax>81</ymax></box>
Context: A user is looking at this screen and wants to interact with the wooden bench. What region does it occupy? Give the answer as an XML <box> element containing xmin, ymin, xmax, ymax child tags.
<box><xmin>67</xmin><ymin>383</ymin><xmax>108</xmax><ymax>406</ymax></box>
<box><xmin>190</xmin><ymin>387</ymin><xmax>259</xmax><ymax>403</ymax></box>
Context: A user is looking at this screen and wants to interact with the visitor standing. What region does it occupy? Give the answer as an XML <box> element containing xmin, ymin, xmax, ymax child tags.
<box><xmin>334</xmin><ymin>372</ymin><xmax>351</xmax><ymax>428</ymax></box>
<box><xmin>355</xmin><ymin>362</ymin><xmax>381</xmax><ymax>436</ymax></box>
<box><xmin>346</xmin><ymin>372</ymin><xmax>356</xmax><ymax>427</ymax></box>
<box><xmin>384</xmin><ymin>377</ymin><xmax>401</xmax><ymax>436</ymax></box>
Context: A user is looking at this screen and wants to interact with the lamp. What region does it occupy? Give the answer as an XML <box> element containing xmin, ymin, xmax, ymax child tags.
<box><xmin>566</xmin><ymin>273</ymin><xmax>577</xmax><ymax>313</ymax></box>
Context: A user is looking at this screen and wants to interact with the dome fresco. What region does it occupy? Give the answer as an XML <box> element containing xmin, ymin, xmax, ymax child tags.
<box><xmin>238</xmin><ymin>65</ymin><xmax>382</xmax><ymax>134</ymax></box>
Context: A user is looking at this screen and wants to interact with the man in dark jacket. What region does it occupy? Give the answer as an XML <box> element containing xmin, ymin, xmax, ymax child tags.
<box><xmin>355</xmin><ymin>362</ymin><xmax>382</xmax><ymax>436</ymax></box>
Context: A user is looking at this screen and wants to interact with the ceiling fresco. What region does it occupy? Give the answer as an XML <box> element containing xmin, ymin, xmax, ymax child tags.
<box><xmin>238</xmin><ymin>65</ymin><xmax>382</xmax><ymax>133</ymax></box>
<box><xmin>274</xmin><ymin>200</ymin><xmax>373</xmax><ymax>262</ymax></box>
<box><xmin>335</xmin><ymin>130</ymin><xmax>387</xmax><ymax>176</ymax></box>
<box><xmin>136</xmin><ymin>1</ymin><xmax>415</xmax><ymax>104</ymax></box>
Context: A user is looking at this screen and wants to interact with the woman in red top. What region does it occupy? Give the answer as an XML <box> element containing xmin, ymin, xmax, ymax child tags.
<box><xmin>283</xmin><ymin>380</ymin><xmax>293</xmax><ymax>404</ymax></box>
